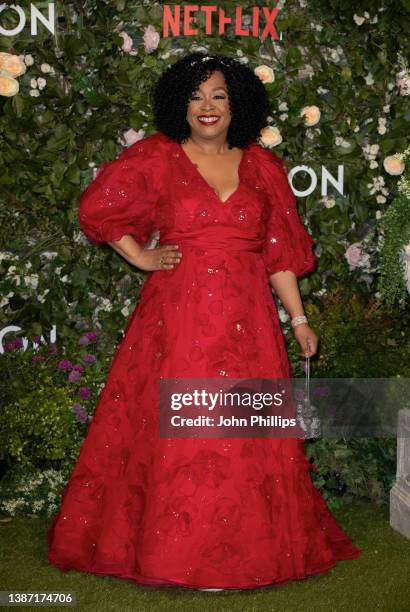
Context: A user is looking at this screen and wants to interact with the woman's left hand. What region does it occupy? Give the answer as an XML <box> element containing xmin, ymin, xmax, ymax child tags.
<box><xmin>293</xmin><ymin>323</ymin><xmax>319</xmax><ymax>357</ymax></box>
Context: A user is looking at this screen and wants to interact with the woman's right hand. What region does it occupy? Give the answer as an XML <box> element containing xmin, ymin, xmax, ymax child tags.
<box><xmin>134</xmin><ymin>244</ymin><xmax>183</xmax><ymax>271</ymax></box>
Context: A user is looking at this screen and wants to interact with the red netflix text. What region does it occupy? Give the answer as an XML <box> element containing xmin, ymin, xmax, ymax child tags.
<box><xmin>163</xmin><ymin>5</ymin><xmax>281</xmax><ymax>41</ymax></box>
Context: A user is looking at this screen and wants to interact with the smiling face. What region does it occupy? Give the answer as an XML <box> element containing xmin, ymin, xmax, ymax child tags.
<box><xmin>186</xmin><ymin>70</ymin><xmax>232</xmax><ymax>141</ymax></box>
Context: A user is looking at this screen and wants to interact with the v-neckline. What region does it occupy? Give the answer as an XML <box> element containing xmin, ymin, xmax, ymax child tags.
<box><xmin>177</xmin><ymin>141</ymin><xmax>248</xmax><ymax>205</ymax></box>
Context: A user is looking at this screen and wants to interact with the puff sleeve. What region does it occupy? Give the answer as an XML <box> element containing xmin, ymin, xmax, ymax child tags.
<box><xmin>78</xmin><ymin>138</ymin><xmax>160</xmax><ymax>246</ymax></box>
<box><xmin>259</xmin><ymin>150</ymin><xmax>316</xmax><ymax>279</ymax></box>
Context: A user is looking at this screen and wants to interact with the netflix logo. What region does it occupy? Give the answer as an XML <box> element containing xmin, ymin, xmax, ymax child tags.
<box><xmin>0</xmin><ymin>3</ymin><xmax>282</xmax><ymax>42</ymax></box>
<box><xmin>163</xmin><ymin>4</ymin><xmax>281</xmax><ymax>40</ymax></box>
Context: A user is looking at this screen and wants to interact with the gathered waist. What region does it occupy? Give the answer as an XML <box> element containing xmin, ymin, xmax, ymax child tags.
<box><xmin>160</xmin><ymin>229</ymin><xmax>264</xmax><ymax>254</ymax></box>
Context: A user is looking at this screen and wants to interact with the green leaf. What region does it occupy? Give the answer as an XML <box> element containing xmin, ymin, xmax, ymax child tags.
<box><xmin>11</xmin><ymin>94</ymin><xmax>24</xmax><ymax>118</ymax></box>
<box><xmin>65</xmin><ymin>164</ymin><xmax>81</xmax><ymax>185</ymax></box>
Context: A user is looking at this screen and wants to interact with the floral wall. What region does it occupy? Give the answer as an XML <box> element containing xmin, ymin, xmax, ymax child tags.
<box><xmin>0</xmin><ymin>0</ymin><xmax>409</xmax><ymax>514</ymax></box>
<box><xmin>0</xmin><ymin>0</ymin><xmax>409</xmax><ymax>344</ymax></box>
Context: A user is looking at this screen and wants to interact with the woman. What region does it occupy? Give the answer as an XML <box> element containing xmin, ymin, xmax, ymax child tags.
<box><xmin>47</xmin><ymin>52</ymin><xmax>362</xmax><ymax>590</ymax></box>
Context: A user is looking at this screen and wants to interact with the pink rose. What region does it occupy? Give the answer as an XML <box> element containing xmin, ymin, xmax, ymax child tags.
<box><xmin>122</xmin><ymin>128</ymin><xmax>145</xmax><ymax>147</ymax></box>
<box><xmin>345</xmin><ymin>243</ymin><xmax>364</xmax><ymax>270</ymax></box>
<box><xmin>119</xmin><ymin>31</ymin><xmax>134</xmax><ymax>54</ymax></box>
<box><xmin>143</xmin><ymin>25</ymin><xmax>160</xmax><ymax>54</ymax></box>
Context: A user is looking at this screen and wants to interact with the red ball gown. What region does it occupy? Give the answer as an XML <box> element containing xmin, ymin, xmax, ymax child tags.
<box><xmin>47</xmin><ymin>131</ymin><xmax>362</xmax><ymax>589</ymax></box>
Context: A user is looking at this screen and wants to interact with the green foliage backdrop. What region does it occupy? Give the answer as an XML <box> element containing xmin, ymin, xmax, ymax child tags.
<box><xmin>0</xmin><ymin>1</ymin><xmax>409</xmax><ymax>514</ymax></box>
<box><xmin>0</xmin><ymin>0</ymin><xmax>409</xmax><ymax>342</ymax></box>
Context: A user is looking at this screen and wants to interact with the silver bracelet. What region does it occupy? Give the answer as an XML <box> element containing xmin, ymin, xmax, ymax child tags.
<box><xmin>291</xmin><ymin>315</ymin><xmax>308</xmax><ymax>328</ymax></box>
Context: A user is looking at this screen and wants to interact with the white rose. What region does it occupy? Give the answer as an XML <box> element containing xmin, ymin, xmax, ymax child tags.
<box><xmin>325</xmin><ymin>197</ymin><xmax>336</xmax><ymax>208</ymax></box>
<box><xmin>330</xmin><ymin>49</ymin><xmax>339</xmax><ymax>62</ymax></box>
<box><xmin>300</xmin><ymin>105</ymin><xmax>321</xmax><ymax>127</ymax></box>
<box><xmin>259</xmin><ymin>126</ymin><xmax>282</xmax><ymax>147</ymax></box>
<box><xmin>37</xmin><ymin>77</ymin><xmax>46</xmax><ymax>90</ymax></box>
<box><xmin>30</xmin><ymin>78</ymin><xmax>38</xmax><ymax>88</ymax></box>
<box><xmin>24</xmin><ymin>54</ymin><xmax>34</xmax><ymax>66</ymax></box>
<box><xmin>383</xmin><ymin>155</ymin><xmax>405</xmax><ymax>175</ymax></box>
<box><xmin>254</xmin><ymin>65</ymin><xmax>275</xmax><ymax>84</ymax></box>
<box><xmin>40</xmin><ymin>63</ymin><xmax>51</xmax><ymax>73</ymax></box>
<box><xmin>29</xmin><ymin>89</ymin><xmax>40</xmax><ymax>97</ymax></box>
<box><xmin>353</xmin><ymin>15</ymin><xmax>365</xmax><ymax>25</ymax></box>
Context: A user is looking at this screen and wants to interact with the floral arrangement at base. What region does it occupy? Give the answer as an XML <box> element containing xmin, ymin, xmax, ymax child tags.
<box><xmin>0</xmin><ymin>326</ymin><xmax>111</xmax><ymax>469</ymax></box>
<box><xmin>0</xmin><ymin>466</ymin><xmax>72</xmax><ymax>518</ymax></box>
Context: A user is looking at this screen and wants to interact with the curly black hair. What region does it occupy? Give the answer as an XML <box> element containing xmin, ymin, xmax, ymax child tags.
<box><xmin>152</xmin><ymin>52</ymin><xmax>271</xmax><ymax>149</ymax></box>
